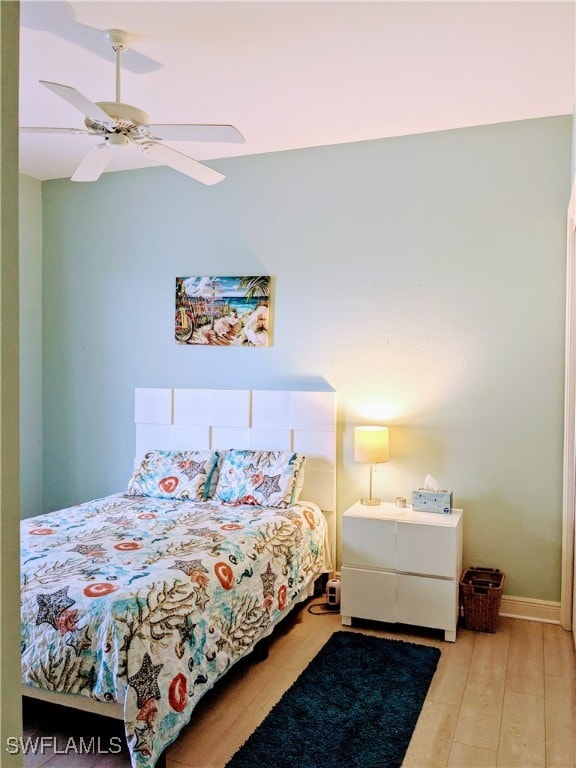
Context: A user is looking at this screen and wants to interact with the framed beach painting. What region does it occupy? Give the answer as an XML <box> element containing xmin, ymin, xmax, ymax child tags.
<box><xmin>175</xmin><ymin>276</ymin><xmax>270</xmax><ymax>346</ymax></box>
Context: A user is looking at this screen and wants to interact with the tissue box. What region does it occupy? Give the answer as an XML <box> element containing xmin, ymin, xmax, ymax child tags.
<box><xmin>412</xmin><ymin>489</ymin><xmax>453</xmax><ymax>514</ymax></box>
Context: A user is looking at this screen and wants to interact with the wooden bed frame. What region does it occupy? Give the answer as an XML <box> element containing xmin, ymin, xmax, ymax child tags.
<box><xmin>23</xmin><ymin>387</ymin><xmax>337</xmax><ymax>725</ymax></box>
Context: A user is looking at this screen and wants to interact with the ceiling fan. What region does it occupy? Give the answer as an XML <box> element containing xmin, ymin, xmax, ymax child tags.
<box><xmin>21</xmin><ymin>29</ymin><xmax>245</xmax><ymax>185</ymax></box>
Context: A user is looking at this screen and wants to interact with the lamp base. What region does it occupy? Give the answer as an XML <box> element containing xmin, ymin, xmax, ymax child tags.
<box><xmin>360</xmin><ymin>497</ymin><xmax>381</xmax><ymax>506</ymax></box>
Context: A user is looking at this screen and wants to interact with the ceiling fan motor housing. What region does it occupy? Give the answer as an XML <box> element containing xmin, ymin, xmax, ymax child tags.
<box><xmin>87</xmin><ymin>102</ymin><xmax>150</xmax><ymax>133</ymax></box>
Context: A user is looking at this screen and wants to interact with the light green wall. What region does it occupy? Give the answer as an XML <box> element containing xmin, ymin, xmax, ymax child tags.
<box><xmin>19</xmin><ymin>174</ymin><xmax>42</xmax><ymax>518</ymax></box>
<box><xmin>40</xmin><ymin>116</ymin><xmax>571</xmax><ymax>601</ymax></box>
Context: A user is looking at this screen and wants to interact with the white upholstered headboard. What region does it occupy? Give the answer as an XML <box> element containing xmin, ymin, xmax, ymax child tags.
<box><xmin>134</xmin><ymin>388</ymin><xmax>337</xmax><ymax>567</ymax></box>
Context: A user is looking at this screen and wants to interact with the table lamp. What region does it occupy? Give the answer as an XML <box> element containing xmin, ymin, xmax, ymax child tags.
<box><xmin>354</xmin><ymin>426</ymin><xmax>389</xmax><ymax>505</ymax></box>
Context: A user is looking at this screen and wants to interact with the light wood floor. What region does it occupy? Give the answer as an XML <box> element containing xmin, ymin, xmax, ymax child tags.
<box><xmin>23</xmin><ymin>598</ymin><xmax>576</xmax><ymax>768</ymax></box>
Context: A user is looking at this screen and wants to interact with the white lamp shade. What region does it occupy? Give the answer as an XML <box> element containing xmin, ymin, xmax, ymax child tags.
<box><xmin>354</xmin><ymin>426</ymin><xmax>390</xmax><ymax>464</ymax></box>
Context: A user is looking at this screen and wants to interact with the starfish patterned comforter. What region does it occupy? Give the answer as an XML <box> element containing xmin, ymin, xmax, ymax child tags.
<box><xmin>21</xmin><ymin>493</ymin><xmax>326</xmax><ymax>768</ymax></box>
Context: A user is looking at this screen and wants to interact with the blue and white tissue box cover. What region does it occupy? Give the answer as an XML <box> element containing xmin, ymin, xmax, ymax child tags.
<box><xmin>412</xmin><ymin>489</ymin><xmax>453</xmax><ymax>514</ymax></box>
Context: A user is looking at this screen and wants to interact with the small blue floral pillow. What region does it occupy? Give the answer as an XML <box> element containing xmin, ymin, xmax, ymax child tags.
<box><xmin>127</xmin><ymin>449</ymin><xmax>220</xmax><ymax>501</ymax></box>
<box><xmin>214</xmin><ymin>450</ymin><xmax>306</xmax><ymax>508</ymax></box>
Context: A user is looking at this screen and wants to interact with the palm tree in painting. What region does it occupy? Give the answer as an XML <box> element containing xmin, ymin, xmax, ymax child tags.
<box><xmin>236</xmin><ymin>276</ymin><xmax>269</xmax><ymax>301</ymax></box>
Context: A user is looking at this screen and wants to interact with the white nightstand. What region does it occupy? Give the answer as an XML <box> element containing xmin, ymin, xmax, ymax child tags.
<box><xmin>340</xmin><ymin>501</ymin><xmax>463</xmax><ymax>642</ymax></box>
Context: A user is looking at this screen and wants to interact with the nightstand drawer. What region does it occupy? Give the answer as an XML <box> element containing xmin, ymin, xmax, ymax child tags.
<box><xmin>396</xmin><ymin>574</ymin><xmax>457</xmax><ymax>631</ymax></box>
<box><xmin>340</xmin><ymin>567</ymin><xmax>396</xmax><ymax>623</ymax></box>
<box><xmin>397</xmin><ymin>522</ymin><xmax>458</xmax><ymax>577</ymax></box>
<box><xmin>342</xmin><ymin>517</ymin><xmax>396</xmax><ymax>569</ymax></box>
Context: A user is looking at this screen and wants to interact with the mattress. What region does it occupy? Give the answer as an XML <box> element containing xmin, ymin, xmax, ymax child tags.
<box><xmin>21</xmin><ymin>493</ymin><xmax>326</xmax><ymax>767</ymax></box>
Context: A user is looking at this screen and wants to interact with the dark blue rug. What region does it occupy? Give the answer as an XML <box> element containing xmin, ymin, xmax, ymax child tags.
<box><xmin>226</xmin><ymin>630</ymin><xmax>441</xmax><ymax>768</ymax></box>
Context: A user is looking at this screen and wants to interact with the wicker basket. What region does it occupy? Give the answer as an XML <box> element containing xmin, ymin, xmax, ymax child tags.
<box><xmin>460</xmin><ymin>567</ymin><xmax>504</xmax><ymax>633</ymax></box>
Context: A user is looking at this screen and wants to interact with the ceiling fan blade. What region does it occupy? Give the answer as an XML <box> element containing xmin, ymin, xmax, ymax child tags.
<box><xmin>144</xmin><ymin>124</ymin><xmax>245</xmax><ymax>144</ymax></box>
<box><xmin>40</xmin><ymin>81</ymin><xmax>114</xmax><ymax>127</ymax></box>
<box><xmin>139</xmin><ymin>142</ymin><xmax>225</xmax><ymax>185</ymax></box>
<box><xmin>20</xmin><ymin>126</ymin><xmax>93</xmax><ymax>135</ymax></box>
<box><xmin>71</xmin><ymin>143</ymin><xmax>113</xmax><ymax>182</ymax></box>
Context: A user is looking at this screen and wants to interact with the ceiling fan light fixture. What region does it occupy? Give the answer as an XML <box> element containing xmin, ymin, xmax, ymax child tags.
<box><xmin>106</xmin><ymin>134</ymin><xmax>130</xmax><ymax>147</ymax></box>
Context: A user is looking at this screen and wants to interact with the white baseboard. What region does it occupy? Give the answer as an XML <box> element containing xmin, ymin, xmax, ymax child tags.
<box><xmin>499</xmin><ymin>595</ymin><xmax>561</xmax><ymax>624</ymax></box>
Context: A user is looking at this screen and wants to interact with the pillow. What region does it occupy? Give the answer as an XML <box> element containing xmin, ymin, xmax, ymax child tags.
<box><xmin>214</xmin><ymin>450</ymin><xmax>306</xmax><ymax>508</ymax></box>
<box><xmin>290</xmin><ymin>458</ymin><xmax>306</xmax><ymax>504</ymax></box>
<box><xmin>203</xmin><ymin>450</ymin><xmax>226</xmax><ymax>500</ymax></box>
<box><xmin>127</xmin><ymin>449</ymin><xmax>220</xmax><ymax>501</ymax></box>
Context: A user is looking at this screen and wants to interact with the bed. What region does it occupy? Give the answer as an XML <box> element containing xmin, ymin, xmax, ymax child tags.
<box><xmin>21</xmin><ymin>387</ymin><xmax>336</xmax><ymax>768</ymax></box>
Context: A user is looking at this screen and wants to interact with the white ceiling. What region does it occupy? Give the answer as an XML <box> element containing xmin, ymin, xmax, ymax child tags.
<box><xmin>19</xmin><ymin>0</ymin><xmax>575</xmax><ymax>182</ymax></box>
